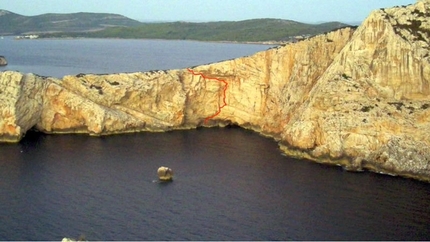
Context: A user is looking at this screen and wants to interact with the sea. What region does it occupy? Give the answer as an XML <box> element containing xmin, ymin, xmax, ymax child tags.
<box><xmin>0</xmin><ymin>37</ymin><xmax>429</xmax><ymax>241</ymax></box>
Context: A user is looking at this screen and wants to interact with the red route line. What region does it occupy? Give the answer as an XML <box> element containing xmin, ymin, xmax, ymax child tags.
<box><xmin>187</xmin><ymin>68</ymin><xmax>228</xmax><ymax>124</ymax></box>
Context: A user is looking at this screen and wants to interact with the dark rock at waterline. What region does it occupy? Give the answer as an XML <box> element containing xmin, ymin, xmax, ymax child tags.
<box><xmin>0</xmin><ymin>56</ymin><xmax>7</xmax><ymax>66</ymax></box>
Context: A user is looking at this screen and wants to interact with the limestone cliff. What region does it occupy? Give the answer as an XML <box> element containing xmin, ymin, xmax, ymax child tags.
<box><xmin>1</xmin><ymin>1</ymin><xmax>429</xmax><ymax>182</ymax></box>
<box><xmin>0</xmin><ymin>72</ymin><xmax>46</xmax><ymax>142</ymax></box>
<box><xmin>280</xmin><ymin>0</ymin><xmax>430</xmax><ymax>180</ymax></box>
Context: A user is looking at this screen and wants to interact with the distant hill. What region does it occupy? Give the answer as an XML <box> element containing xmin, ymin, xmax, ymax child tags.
<box><xmin>0</xmin><ymin>10</ymin><xmax>142</xmax><ymax>35</ymax></box>
<box><xmin>40</xmin><ymin>18</ymin><xmax>351</xmax><ymax>42</ymax></box>
<box><xmin>0</xmin><ymin>9</ymin><xmax>351</xmax><ymax>43</ymax></box>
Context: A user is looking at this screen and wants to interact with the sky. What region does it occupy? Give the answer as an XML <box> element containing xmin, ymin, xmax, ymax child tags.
<box><xmin>0</xmin><ymin>0</ymin><xmax>417</xmax><ymax>24</ymax></box>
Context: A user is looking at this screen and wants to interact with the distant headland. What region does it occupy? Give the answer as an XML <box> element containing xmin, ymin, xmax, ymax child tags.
<box><xmin>0</xmin><ymin>9</ymin><xmax>350</xmax><ymax>44</ymax></box>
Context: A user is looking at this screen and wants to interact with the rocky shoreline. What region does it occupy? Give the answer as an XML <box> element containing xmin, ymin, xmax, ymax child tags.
<box><xmin>1</xmin><ymin>0</ymin><xmax>430</xmax><ymax>182</ymax></box>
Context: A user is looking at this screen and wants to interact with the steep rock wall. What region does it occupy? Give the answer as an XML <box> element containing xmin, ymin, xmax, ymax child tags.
<box><xmin>182</xmin><ymin>27</ymin><xmax>354</xmax><ymax>135</ymax></box>
<box><xmin>37</xmin><ymin>71</ymin><xmax>186</xmax><ymax>134</ymax></box>
<box><xmin>1</xmin><ymin>0</ymin><xmax>429</xmax><ymax>181</ymax></box>
<box><xmin>0</xmin><ymin>72</ymin><xmax>46</xmax><ymax>141</ymax></box>
<box><xmin>279</xmin><ymin>0</ymin><xmax>430</xmax><ymax>179</ymax></box>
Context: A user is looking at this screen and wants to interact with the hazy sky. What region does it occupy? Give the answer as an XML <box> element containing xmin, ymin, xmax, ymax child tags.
<box><xmin>0</xmin><ymin>0</ymin><xmax>417</xmax><ymax>23</ymax></box>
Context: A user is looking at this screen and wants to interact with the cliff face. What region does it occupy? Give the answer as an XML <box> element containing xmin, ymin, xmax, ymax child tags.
<box><xmin>280</xmin><ymin>0</ymin><xmax>430</xmax><ymax>179</ymax></box>
<box><xmin>1</xmin><ymin>1</ymin><xmax>429</xmax><ymax>181</ymax></box>
<box><xmin>0</xmin><ymin>72</ymin><xmax>46</xmax><ymax>142</ymax></box>
<box><xmin>38</xmin><ymin>71</ymin><xmax>186</xmax><ymax>134</ymax></box>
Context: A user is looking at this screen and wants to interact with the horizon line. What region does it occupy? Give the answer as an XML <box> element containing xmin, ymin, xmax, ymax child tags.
<box><xmin>0</xmin><ymin>8</ymin><xmax>364</xmax><ymax>25</ymax></box>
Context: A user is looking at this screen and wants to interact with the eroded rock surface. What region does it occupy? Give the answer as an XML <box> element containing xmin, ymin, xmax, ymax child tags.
<box><xmin>1</xmin><ymin>1</ymin><xmax>430</xmax><ymax>182</ymax></box>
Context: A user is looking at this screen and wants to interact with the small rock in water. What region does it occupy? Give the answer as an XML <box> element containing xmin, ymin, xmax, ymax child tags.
<box><xmin>0</xmin><ymin>56</ymin><xmax>7</xmax><ymax>66</ymax></box>
<box><xmin>62</xmin><ymin>234</ymin><xmax>87</xmax><ymax>241</ymax></box>
<box><xmin>157</xmin><ymin>166</ymin><xmax>173</xmax><ymax>181</ymax></box>
<box><xmin>62</xmin><ymin>238</ymin><xmax>76</xmax><ymax>242</ymax></box>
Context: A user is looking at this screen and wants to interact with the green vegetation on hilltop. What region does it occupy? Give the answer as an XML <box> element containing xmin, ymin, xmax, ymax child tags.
<box><xmin>40</xmin><ymin>19</ymin><xmax>351</xmax><ymax>42</ymax></box>
<box><xmin>0</xmin><ymin>10</ymin><xmax>142</xmax><ymax>35</ymax></box>
<box><xmin>0</xmin><ymin>9</ymin><xmax>352</xmax><ymax>43</ymax></box>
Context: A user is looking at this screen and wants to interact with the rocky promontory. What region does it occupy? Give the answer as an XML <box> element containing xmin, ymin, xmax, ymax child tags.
<box><xmin>0</xmin><ymin>56</ymin><xmax>7</xmax><ymax>66</ymax></box>
<box><xmin>1</xmin><ymin>0</ymin><xmax>430</xmax><ymax>182</ymax></box>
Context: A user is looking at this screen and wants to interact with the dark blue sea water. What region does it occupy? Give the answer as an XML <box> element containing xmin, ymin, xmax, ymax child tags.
<box><xmin>0</xmin><ymin>36</ymin><xmax>270</xmax><ymax>78</ymax></box>
<box><xmin>0</xmin><ymin>37</ymin><xmax>430</xmax><ymax>241</ymax></box>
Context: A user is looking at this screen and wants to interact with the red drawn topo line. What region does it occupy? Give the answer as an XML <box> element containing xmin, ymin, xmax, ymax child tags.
<box><xmin>187</xmin><ymin>68</ymin><xmax>228</xmax><ymax>123</ymax></box>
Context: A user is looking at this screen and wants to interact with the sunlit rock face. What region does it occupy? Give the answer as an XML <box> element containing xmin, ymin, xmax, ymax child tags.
<box><xmin>0</xmin><ymin>72</ymin><xmax>46</xmax><ymax>142</ymax></box>
<box><xmin>37</xmin><ymin>71</ymin><xmax>187</xmax><ymax>134</ymax></box>
<box><xmin>1</xmin><ymin>1</ymin><xmax>430</xmax><ymax>181</ymax></box>
<box><xmin>277</xmin><ymin>0</ymin><xmax>430</xmax><ymax>180</ymax></box>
